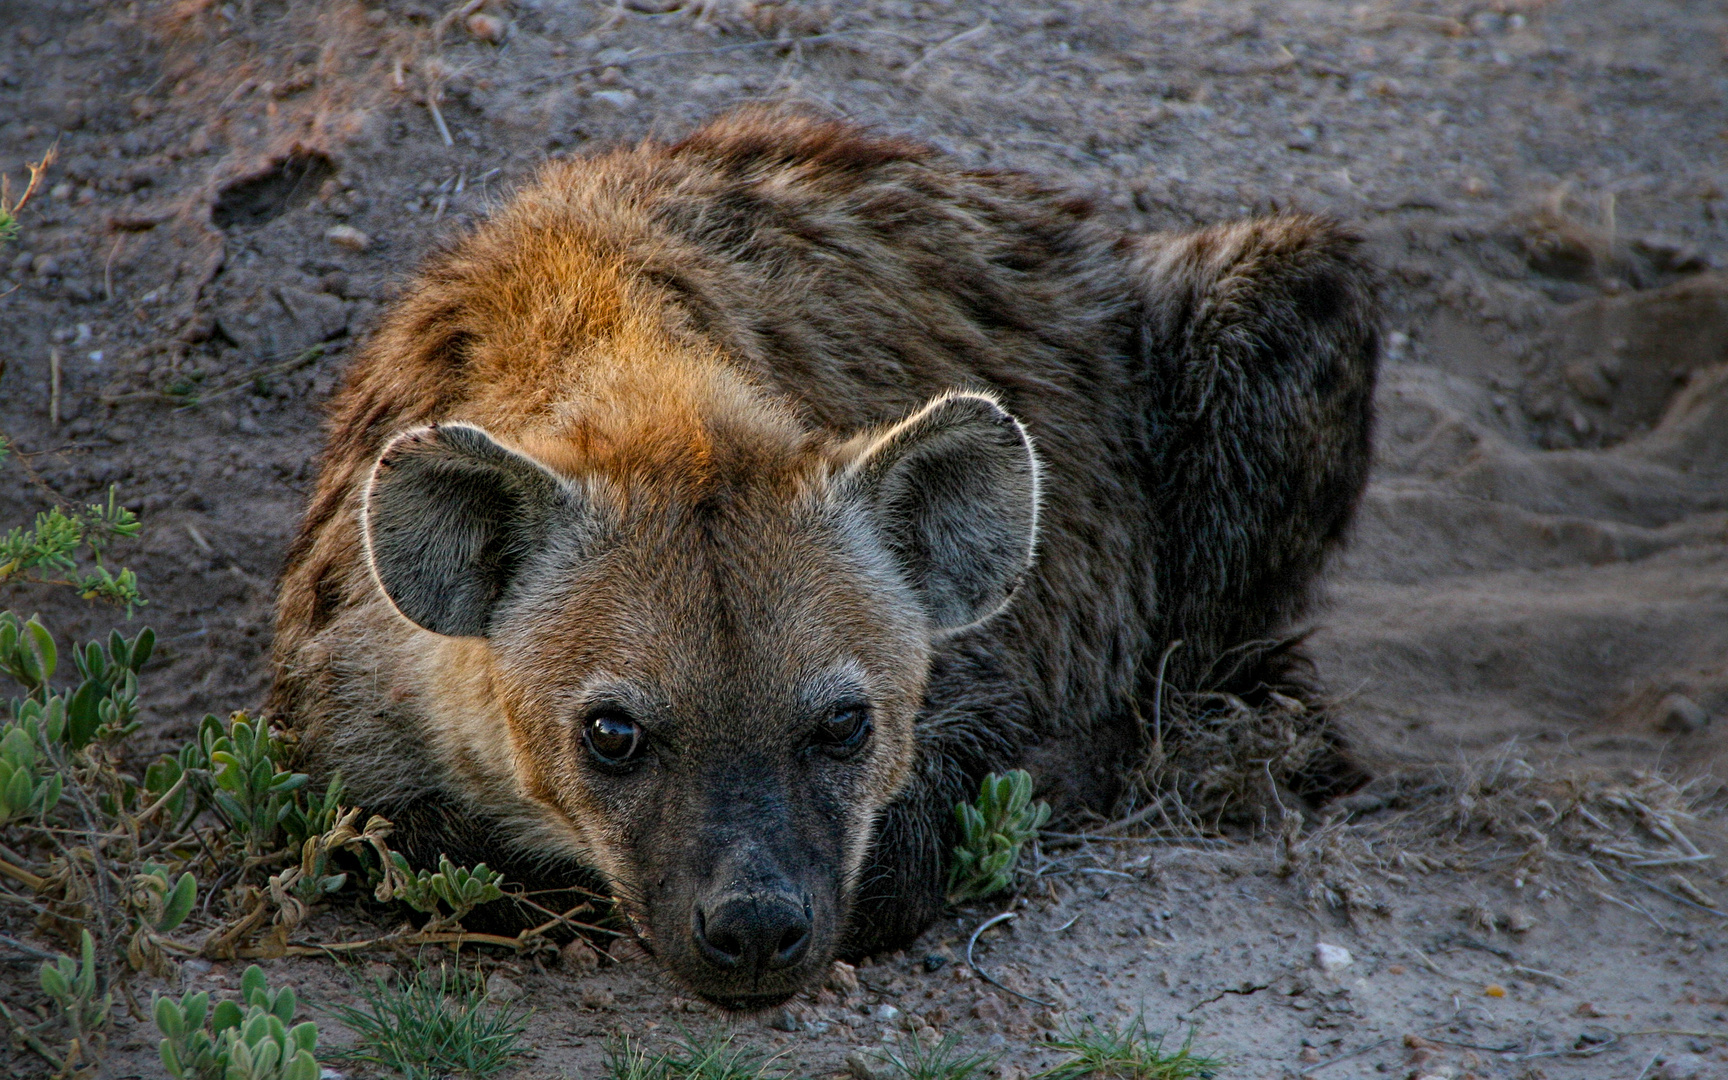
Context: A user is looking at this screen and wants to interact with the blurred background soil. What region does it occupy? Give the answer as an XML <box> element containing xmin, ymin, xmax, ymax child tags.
<box><xmin>1</xmin><ymin>2</ymin><xmax>1726</xmax><ymax>1078</ymax></box>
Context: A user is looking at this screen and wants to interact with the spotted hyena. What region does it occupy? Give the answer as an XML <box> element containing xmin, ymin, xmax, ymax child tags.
<box><xmin>268</xmin><ymin>110</ymin><xmax>1378</xmax><ymax>1008</ymax></box>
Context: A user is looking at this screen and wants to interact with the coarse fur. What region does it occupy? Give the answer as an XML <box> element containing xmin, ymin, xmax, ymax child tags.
<box><xmin>268</xmin><ymin>109</ymin><xmax>1378</xmax><ymax>1006</ymax></box>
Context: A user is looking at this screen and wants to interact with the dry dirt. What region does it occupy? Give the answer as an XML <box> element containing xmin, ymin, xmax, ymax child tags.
<box><xmin>3</xmin><ymin>1</ymin><xmax>1728</xmax><ymax>1078</ymax></box>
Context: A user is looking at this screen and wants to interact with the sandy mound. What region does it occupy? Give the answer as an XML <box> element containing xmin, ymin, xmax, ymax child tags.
<box><xmin>1317</xmin><ymin>274</ymin><xmax>1728</xmax><ymax>774</ymax></box>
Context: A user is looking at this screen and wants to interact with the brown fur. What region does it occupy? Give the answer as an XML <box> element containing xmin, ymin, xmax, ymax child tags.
<box><xmin>269</xmin><ymin>109</ymin><xmax>1378</xmax><ymax>1004</ymax></box>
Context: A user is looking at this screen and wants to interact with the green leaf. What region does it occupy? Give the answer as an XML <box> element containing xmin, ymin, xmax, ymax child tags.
<box><xmin>39</xmin><ymin>960</ymin><xmax>70</xmax><ymax>1001</ymax></box>
<box><xmin>160</xmin><ymin>1035</ymin><xmax>184</xmax><ymax>1077</ymax></box>
<box><xmin>288</xmin><ymin>1020</ymin><xmax>317</xmax><ymax>1054</ymax></box>
<box><xmin>212</xmin><ymin>998</ymin><xmax>244</xmax><ymax>1033</ymax></box>
<box><xmin>25</xmin><ymin>616</ymin><xmax>57</xmax><ymax>686</ymax></box>
<box><xmin>67</xmin><ymin>678</ymin><xmax>102</xmax><ymax>749</ymax></box>
<box><xmin>155</xmin><ymin>994</ymin><xmax>186</xmax><ymax>1039</ymax></box>
<box><xmin>286</xmin><ymin>1048</ymin><xmax>318</xmax><ymax>1080</ymax></box>
<box><xmin>185</xmin><ymin>991</ymin><xmax>209</xmax><ymax>1031</ymax></box>
<box><xmin>241</xmin><ymin>964</ymin><xmax>267</xmax><ymax>1005</ymax></box>
<box><xmin>271</xmin><ymin>985</ymin><xmax>297</xmax><ymax>1024</ymax></box>
<box><xmin>159</xmin><ymin>871</ymin><xmax>197</xmax><ymax>932</ymax></box>
<box><xmin>131</xmin><ymin>627</ymin><xmax>155</xmax><ymax>670</ymax></box>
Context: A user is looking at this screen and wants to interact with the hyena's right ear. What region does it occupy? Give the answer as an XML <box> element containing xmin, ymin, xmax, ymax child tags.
<box><xmin>363</xmin><ymin>424</ymin><xmax>579</xmax><ymax>637</ymax></box>
<box><xmin>837</xmin><ymin>392</ymin><xmax>1041</xmax><ymax>633</ymax></box>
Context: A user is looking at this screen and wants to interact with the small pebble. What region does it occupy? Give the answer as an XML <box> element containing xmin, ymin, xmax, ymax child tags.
<box><xmin>843</xmin><ymin>1050</ymin><xmax>891</xmax><ymax>1080</ymax></box>
<box><xmin>871</xmin><ymin>1003</ymin><xmax>899</xmax><ymax>1023</ymax></box>
<box><xmin>826</xmin><ymin>959</ymin><xmax>860</xmax><ymax>996</ymax></box>
<box><xmin>465</xmin><ymin>12</ymin><xmax>507</xmax><ymax>42</ymax></box>
<box><xmin>1313</xmin><ymin>942</ymin><xmax>1353</xmax><ymax>974</ymax></box>
<box><xmin>485</xmin><ymin>973</ymin><xmax>524</xmax><ymax>1003</ymax></box>
<box><xmin>763</xmin><ymin>1006</ymin><xmax>799</xmax><ymax>1032</ymax></box>
<box><xmin>324</xmin><ymin>225</ymin><xmax>373</xmax><ymax>252</ymax></box>
<box><xmin>970</xmin><ymin>995</ymin><xmax>1004</xmax><ymax>1023</ymax></box>
<box><xmin>922</xmin><ymin>953</ymin><xmax>947</xmax><ymax>973</ymax></box>
<box><xmin>1657</xmin><ymin>1055</ymin><xmax>1710</xmax><ymax>1080</ymax></box>
<box><xmin>560</xmin><ymin>939</ymin><xmax>601</xmax><ymax>973</ymax></box>
<box><xmin>1657</xmin><ymin>693</ymin><xmax>1710</xmax><ymax>734</ymax></box>
<box><xmin>590</xmin><ymin>89</ymin><xmax>638</xmax><ymax>111</ymax></box>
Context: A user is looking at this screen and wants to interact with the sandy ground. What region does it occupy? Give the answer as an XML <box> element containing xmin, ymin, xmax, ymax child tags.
<box><xmin>2</xmin><ymin>1</ymin><xmax>1727</xmax><ymax>1077</ymax></box>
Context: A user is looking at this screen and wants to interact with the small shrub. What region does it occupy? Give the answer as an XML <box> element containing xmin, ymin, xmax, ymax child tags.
<box><xmin>947</xmin><ymin>769</ymin><xmax>1049</xmax><ymax>904</ymax></box>
<box><xmin>1034</xmin><ymin>1016</ymin><xmax>1220</xmax><ymax>1080</ymax></box>
<box><xmin>389</xmin><ymin>852</ymin><xmax>507</xmax><ymax>929</ymax></box>
<box><xmin>23</xmin><ymin>929</ymin><xmax>112</xmax><ymax>1075</ymax></box>
<box><xmin>871</xmin><ymin>1032</ymin><xmax>999</xmax><ymax>1080</ymax></box>
<box><xmin>154</xmin><ymin>964</ymin><xmax>320</xmax><ymax>1080</ymax></box>
<box><xmin>0</xmin><ymin>487</ymin><xmax>146</xmax><ymax>612</ymax></box>
<box><xmin>604</xmin><ymin>1030</ymin><xmax>794</xmax><ymax>1080</ymax></box>
<box><xmin>325</xmin><ymin>963</ymin><xmax>528</xmax><ymax>1080</ymax></box>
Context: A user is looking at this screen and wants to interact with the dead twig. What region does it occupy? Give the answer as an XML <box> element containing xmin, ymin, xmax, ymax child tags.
<box><xmin>1299</xmin><ymin>1035</ymin><xmax>1397</xmax><ymax>1076</ymax></box>
<box><xmin>963</xmin><ymin>910</ymin><xmax>1053</xmax><ymax>1008</ymax></box>
<box><xmin>900</xmin><ymin>19</ymin><xmax>991</xmax><ymax>81</ymax></box>
<box><xmin>426</xmin><ymin>95</ymin><xmax>454</xmax><ymax>148</ymax></box>
<box><xmin>48</xmin><ymin>348</ymin><xmax>61</xmax><ymax>427</ymax></box>
<box><xmin>1</xmin><ymin>141</ymin><xmax>59</xmax><ymax>221</ymax></box>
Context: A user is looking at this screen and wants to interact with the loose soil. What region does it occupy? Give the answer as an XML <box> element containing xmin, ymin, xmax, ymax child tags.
<box><xmin>2</xmin><ymin>2</ymin><xmax>1727</xmax><ymax>1078</ymax></box>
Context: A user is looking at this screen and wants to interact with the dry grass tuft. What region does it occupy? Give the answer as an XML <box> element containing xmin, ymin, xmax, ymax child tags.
<box><xmin>1107</xmin><ymin>638</ymin><xmax>1364</xmax><ymax>840</ymax></box>
<box><xmin>1276</xmin><ymin>749</ymin><xmax>1727</xmax><ymax>925</ymax></box>
<box><xmin>1078</xmin><ymin>632</ymin><xmax>1725</xmax><ymax>928</ymax></box>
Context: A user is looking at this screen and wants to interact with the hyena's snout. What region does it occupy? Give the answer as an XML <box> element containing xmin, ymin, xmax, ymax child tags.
<box><xmin>693</xmin><ymin>883</ymin><xmax>814</xmax><ymax>976</ymax></box>
<box><xmin>660</xmin><ymin>800</ymin><xmax>845</xmax><ymax>1007</ymax></box>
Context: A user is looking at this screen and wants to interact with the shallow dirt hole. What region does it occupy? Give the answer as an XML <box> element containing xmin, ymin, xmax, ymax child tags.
<box><xmin>211</xmin><ymin>149</ymin><xmax>336</xmax><ymax>229</ymax></box>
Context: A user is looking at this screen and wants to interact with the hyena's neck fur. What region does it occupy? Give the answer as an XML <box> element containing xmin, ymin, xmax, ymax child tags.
<box><xmin>439</xmin><ymin>253</ymin><xmax>818</xmax><ymax>496</ymax></box>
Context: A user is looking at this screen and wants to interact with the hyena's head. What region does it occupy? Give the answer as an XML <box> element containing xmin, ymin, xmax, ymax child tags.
<box><xmin>361</xmin><ymin>392</ymin><xmax>1039</xmax><ymax>1009</ymax></box>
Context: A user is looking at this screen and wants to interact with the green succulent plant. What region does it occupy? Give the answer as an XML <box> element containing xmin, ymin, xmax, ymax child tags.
<box><xmin>947</xmin><ymin>769</ymin><xmax>1050</xmax><ymax>904</ymax></box>
<box><xmin>155</xmin><ymin>964</ymin><xmax>320</xmax><ymax>1080</ymax></box>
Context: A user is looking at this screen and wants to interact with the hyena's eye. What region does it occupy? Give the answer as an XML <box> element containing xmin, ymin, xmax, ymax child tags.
<box><xmin>584</xmin><ymin>709</ymin><xmax>644</xmax><ymax>767</ymax></box>
<box><xmin>813</xmin><ymin>705</ymin><xmax>872</xmax><ymax>756</ymax></box>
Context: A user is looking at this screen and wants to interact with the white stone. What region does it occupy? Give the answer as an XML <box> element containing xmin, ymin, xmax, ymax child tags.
<box><xmin>591</xmin><ymin>89</ymin><xmax>638</xmax><ymax>110</ymax></box>
<box><xmin>1313</xmin><ymin>942</ymin><xmax>1354</xmax><ymax>974</ymax></box>
<box><xmin>324</xmin><ymin>225</ymin><xmax>373</xmax><ymax>252</ymax></box>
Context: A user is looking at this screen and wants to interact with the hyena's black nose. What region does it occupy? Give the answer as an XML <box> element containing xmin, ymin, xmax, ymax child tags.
<box><xmin>694</xmin><ymin>892</ymin><xmax>812</xmax><ymax>974</ymax></box>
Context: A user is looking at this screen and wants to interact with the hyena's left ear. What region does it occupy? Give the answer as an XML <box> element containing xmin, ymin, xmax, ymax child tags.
<box><xmin>838</xmin><ymin>392</ymin><xmax>1040</xmax><ymax>632</ymax></box>
<box><xmin>363</xmin><ymin>423</ymin><xmax>582</xmax><ymax>637</ymax></box>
